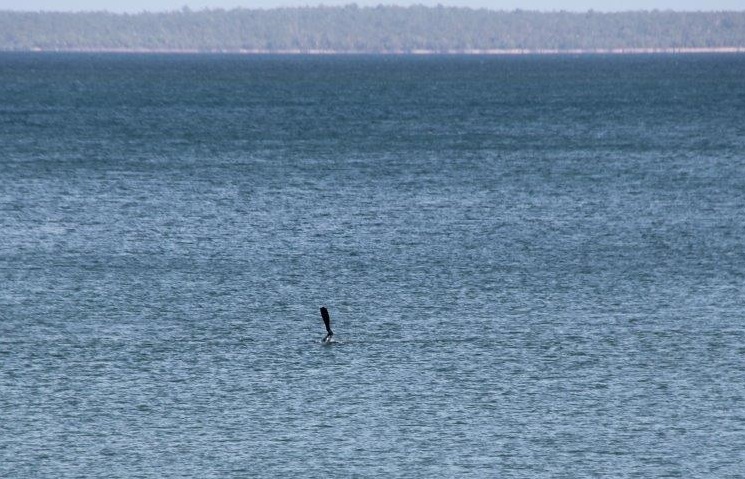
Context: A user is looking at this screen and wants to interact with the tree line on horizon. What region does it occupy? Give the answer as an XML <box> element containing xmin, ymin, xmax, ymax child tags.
<box><xmin>0</xmin><ymin>6</ymin><xmax>744</xmax><ymax>52</ymax></box>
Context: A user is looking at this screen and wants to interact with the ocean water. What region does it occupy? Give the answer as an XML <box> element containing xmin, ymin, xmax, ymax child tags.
<box><xmin>1</xmin><ymin>53</ymin><xmax>744</xmax><ymax>477</ymax></box>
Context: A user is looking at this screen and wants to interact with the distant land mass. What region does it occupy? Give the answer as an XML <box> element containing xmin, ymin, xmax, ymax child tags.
<box><xmin>1</xmin><ymin>7</ymin><xmax>744</xmax><ymax>54</ymax></box>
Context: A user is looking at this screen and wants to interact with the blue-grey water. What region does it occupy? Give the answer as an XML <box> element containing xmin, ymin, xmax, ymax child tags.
<box><xmin>1</xmin><ymin>53</ymin><xmax>745</xmax><ymax>477</ymax></box>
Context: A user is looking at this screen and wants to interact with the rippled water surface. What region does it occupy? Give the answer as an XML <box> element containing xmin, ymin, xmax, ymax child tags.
<box><xmin>1</xmin><ymin>53</ymin><xmax>745</xmax><ymax>477</ymax></box>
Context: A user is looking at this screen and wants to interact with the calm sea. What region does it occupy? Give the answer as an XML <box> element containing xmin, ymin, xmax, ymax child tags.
<box><xmin>1</xmin><ymin>53</ymin><xmax>744</xmax><ymax>477</ymax></box>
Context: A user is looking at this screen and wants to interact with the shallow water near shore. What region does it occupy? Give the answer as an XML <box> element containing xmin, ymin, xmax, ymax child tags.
<box><xmin>1</xmin><ymin>53</ymin><xmax>744</xmax><ymax>477</ymax></box>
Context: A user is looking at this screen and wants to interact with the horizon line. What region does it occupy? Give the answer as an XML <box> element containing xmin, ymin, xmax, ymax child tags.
<box><xmin>2</xmin><ymin>6</ymin><xmax>745</xmax><ymax>14</ymax></box>
<box><xmin>6</xmin><ymin>47</ymin><xmax>745</xmax><ymax>54</ymax></box>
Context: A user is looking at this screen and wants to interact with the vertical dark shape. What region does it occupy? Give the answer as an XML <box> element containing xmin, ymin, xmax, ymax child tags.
<box><xmin>320</xmin><ymin>306</ymin><xmax>333</xmax><ymax>342</ymax></box>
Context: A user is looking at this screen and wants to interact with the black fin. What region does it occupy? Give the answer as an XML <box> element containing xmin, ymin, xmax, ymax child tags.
<box><xmin>320</xmin><ymin>306</ymin><xmax>332</xmax><ymax>335</ymax></box>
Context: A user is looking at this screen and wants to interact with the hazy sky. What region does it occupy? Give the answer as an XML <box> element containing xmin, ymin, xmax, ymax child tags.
<box><xmin>2</xmin><ymin>1</ymin><xmax>744</xmax><ymax>13</ymax></box>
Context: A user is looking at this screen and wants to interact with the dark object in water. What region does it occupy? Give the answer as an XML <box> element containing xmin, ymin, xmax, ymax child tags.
<box><xmin>320</xmin><ymin>306</ymin><xmax>333</xmax><ymax>342</ymax></box>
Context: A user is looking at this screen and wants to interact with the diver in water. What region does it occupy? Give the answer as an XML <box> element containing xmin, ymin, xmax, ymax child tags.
<box><xmin>320</xmin><ymin>306</ymin><xmax>333</xmax><ymax>343</ymax></box>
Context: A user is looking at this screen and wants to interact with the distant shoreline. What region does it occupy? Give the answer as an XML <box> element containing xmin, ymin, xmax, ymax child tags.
<box><xmin>4</xmin><ymin>9</ymin><xmax>743</xmax><ymax>55</ymax></box>
<box><xmin>9</xmin><ymin>47</ymin><xmax>745</xmax><ymax>55</ymax></box>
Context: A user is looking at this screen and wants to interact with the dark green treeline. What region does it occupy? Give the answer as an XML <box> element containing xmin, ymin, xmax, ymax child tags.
<box><xmin>1</xmin><ymin>6</ymin><xmax>744</xmax><ymax>52</ymax></box>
